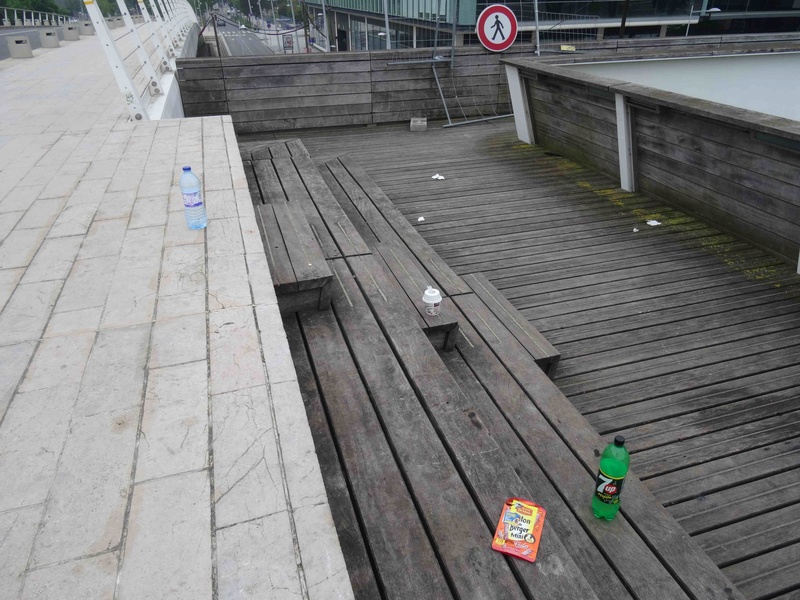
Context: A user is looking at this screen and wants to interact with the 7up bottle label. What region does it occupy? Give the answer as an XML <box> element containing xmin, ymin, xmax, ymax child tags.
<box><xmin>594</xmin><ymin>469</ymin><xmax>625</xmax><ymax>506</ymax></box>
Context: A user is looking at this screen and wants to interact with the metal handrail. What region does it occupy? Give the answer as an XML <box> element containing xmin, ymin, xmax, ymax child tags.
<box><xmin>1</xmin><ymin>6</ymin><xmax>73</xmax><ymax>27</ymax></box>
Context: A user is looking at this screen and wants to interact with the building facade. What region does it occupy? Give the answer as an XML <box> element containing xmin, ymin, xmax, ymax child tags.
<box><xmin>304</xmin><ymin>0</ymin><xmax>800</xmax><ymax>51</ymax></box>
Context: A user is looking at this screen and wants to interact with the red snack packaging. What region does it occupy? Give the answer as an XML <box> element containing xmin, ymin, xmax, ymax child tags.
<box><xmin>491</xmin><ymin>498</ymin><xmax>546</xmax><ymax>563</ymax></box>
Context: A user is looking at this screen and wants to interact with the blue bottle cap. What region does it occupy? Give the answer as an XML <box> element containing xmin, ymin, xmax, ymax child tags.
<box><xmin>182</xmin><ymin>166</ymin><xmax>191</xmax><ymax>171</ymax></box>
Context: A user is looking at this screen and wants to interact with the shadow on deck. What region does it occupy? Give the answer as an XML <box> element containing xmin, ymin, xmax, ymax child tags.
<box><xmin>239</xmin><ymin>119</ymin><xmax>800</xmax><ymax>600</ymax></box>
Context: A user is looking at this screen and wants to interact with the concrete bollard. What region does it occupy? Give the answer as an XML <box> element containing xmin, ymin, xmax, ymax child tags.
<box><xmin>62</xmin><ymin>24</ymin><xmax>80</xmax><ymax>40</ymax></box>
<box><xmin>39</xmin><ymin>29</ymin><xmax>60</xmax><ymax>48</ymax></box>
<box><xmin>8</xmin><ymin>37</ymin><xmax>34</xmax><ymax>59</ymax></box>
<box><xmin>105</xmin><ymin>17</ymin><xmax>117</xmax><ymax>29</ymax></box>
<box><xmin>78</xmin><ymin>21</ymin><xmax>94</xmax><ymax>35</ymax></box>
<box><xmin>114</xmin><ymin>17</ymin><xmax>123</xmax><ymax>27</ymax></box>
<box><xmin>132</xmin><ymin>15</ymin><xmax>144</xmax><ymax>23</ymax></box>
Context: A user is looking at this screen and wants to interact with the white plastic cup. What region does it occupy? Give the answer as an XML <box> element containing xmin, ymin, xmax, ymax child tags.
<box><xmin>423</xmin><ymin>285</ymin><xmax>442</xmax><ymax>316</ymax></box>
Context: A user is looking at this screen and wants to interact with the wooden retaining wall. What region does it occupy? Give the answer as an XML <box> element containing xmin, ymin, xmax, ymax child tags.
<box><xmin>514</xmin><ymin>51</ymin><xmax>800</xmax><ymax>263</ymax></box>
<box><xmin>176</xmin><ymin>45</ymin><xmax>535</xmax><ymax>133</ymax></box>
<box><xmin>525</xmin><ymin>76</ymin><xmax>619</xmax><ymax>181</ymax></box>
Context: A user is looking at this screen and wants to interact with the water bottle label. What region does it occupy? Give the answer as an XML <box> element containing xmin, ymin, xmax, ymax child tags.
<box><xmin>594</xmin><ymin>469</ymin><xmax>625</xmax><ymax>505</ymax></box>
<box><xmin>183</xmin><ymin>191</ymin><xmax>202</xmax><ymax>208</ymax></box>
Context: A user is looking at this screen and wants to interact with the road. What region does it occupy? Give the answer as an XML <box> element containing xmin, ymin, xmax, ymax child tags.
<box><xmin>216</xmin><ymin>27</ymin><xmax>274</xmax><ymax>56</ymax></box>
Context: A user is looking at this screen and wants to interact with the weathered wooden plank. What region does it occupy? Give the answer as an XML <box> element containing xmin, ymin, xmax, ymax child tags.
<box><xmin>286</xmin><ymin>139</ymin><xmax>309</xmax><ymax>157</ymax></box>
<box><xmin>282</xmin><ymin>314</ymin><xmax>382</xmax><ymax>600</ymax></box>
<box><xmin>723</xmin><ymin>541</ymin><xmax>800</xmax><ymax>599</ymax></box>
<box><xmin>461</xmin><ymin>273</ymin><xmax>560</xmax><ymax>376</ymax></box>
<box><xmin>271</xmin><ymin>201</ymin><xmax>332</xmax><ymax>291</ymax></box>
<box><xmin>255</xmin><ymin>203</ymin><xmax>296</xmax><ymax>292</ymax></box>
<box><xmin>251</xmin><ymin>159</ymin><xmax>286</xmax><ymax>203</ymax></box>
<box><xmin>342</xmin><ymin>255</ymin><xmax>600</xmax><ymax>600</ymax></box>
<box><xmin>571</xmin><ymin>342</ymin><xmax>800</xmax><ymax>415</ymax></box>
<box><xmin>637</xmin><ymin>154</ymin><xmax>799</xmax><ymax>259</ymax></box>
<box><xmin>670</xmin><ymin>468</ymin><xmax>800</xmax><ymax>535</ymax></box>
<box><xmin>635</xmin><ymin>410</ymin><xmax>800</xmax><ymax>482</ymax></box>
<box><xmin>297</xmin><ymin>300</ymin><xmax>455</xmax><ymax>599</ymax></box>
<box><xmin>226</xmin><ymin>83</ymin><xmax>373</xmax><ymax>101</ymax></box>
<box><xmin>223</xmin><ymin>71</ymin><xmax>373</xmax><ymax>89</ymax></box>
<box><xmin>234</xmin><ymin>114</ymin><xmax>373</xmax><ymax>134</ymax></box>
<box><xmin>588</xmin><ymin>360</ymin><xmax>800</xmax><ymax>434</ymax></box>
<box><xmin>271</xmin><ymin>157</ymin><xmax>341</xmax><ymax>260</ymax></box>
<box><xmin>697</xmin><ymin>503</ymin><xmax>800</xmax><ymax>566</ymax></box>
<box><xmin>222</xmin><ymin>60</ymin><xmax>372</xmax><ymax>78</ymax></box>
<box><xmin>230</xmin><ymin>103</ymin><xmax>373</xmax><ymax>122</ymax></box>
<box><xmin>228</xmin><ymin>93</ymin><xmax>373</xmax><ymax>114</ymax></box>
<box><xmin>373</xmin><ymin>243</ymin><xmax>459</xmax><ymax>350</ymax></box>
<box><xmin>241</xmin><ymin>160</ymin><xmax>263</xmax><ymax>205</ymax></box>
<box><xmin>292</xmin><ymin>155</ymin><xmax>371</xmax><ymax>258</ymax></box>
<box><xmin>269</xmin><ymin>144</ymin><xmax>291</xmax><ymax>158</ymax></box>
<box><xmin>644</xmin><ymin>436</ymin><xmax>800</xmax><ymax>505</ymax></box>
<box><xmin>316</xmin><ymin>162</ymin><xmax>381</xmax><ymax>247</ymax></box>
<box><xmin>336</xmin><ymin>155</ymin><xmax>471</xmax><ymax>296</ymax></box>
<box><xmin>635</xmin><ymin>133</ymin><xmax>798</xmax><ymax>222</ymax></box>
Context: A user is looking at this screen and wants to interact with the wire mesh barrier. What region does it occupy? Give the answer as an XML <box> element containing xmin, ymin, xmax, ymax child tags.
<box><xmin>535</xmin><ymin>11</ymin><xmax>601</xmax><ymax>46</ymax></box>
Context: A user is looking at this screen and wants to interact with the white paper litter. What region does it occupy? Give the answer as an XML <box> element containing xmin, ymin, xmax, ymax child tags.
<box><xmin>417</xmin><ymin>216</ymin><xmax>425</xmax><ymax>222</ymax></box>
<box><xmin>431</xmin><ymin>174</ymin><xmax>446</xmax><ymax>180</ymax></box>
<box><xmin>632</xmin><ymin>228</ymin><xmax>639</xmax><ymax>233</ymax></box>
<box><xmin>647</xmin><ymin>220</ymin><xmax>661</xmax><ymax>226</ymax></box>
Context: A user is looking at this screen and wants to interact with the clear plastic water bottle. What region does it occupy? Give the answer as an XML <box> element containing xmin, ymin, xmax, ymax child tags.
<box><xmin>592</xmin><ymin>435</ymin><xmax>630</xmax><ymax>521</ymax></box>
<box><xmin>179</xmin><ymin>166</ymin><xmax>207</xmax><ymax>230</ymax></box>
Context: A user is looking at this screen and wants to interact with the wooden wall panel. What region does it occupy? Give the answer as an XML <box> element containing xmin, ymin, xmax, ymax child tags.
<box><xmin>176</xmin><ymin>45</ymin><xmax>530</xmax><ymax>132</ymax></box>
<box><xmin>527</xmin><ymin>76</ymin><xmax>619</xmax><ymax>180</ymax></box>
<box><xmin>634</xmin><ymin>109</ymin><xmax>800</xmax><ymax>260</ymax></box>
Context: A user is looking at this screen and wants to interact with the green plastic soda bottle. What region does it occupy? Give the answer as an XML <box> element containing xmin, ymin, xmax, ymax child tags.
<box><xmin>592</xmin><ymin>435</ymin><xmax>630</xmax><ymax>520</ymax></box>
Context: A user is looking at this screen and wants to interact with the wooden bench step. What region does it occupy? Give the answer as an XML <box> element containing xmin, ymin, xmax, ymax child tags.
<box><xmin>321</xmin><ymin>155</ymin><xmax>472</xmax><ymax>298</ymax></box>
<box><xmin>374</xmin><ymin>242</ymin><xmax>459</xmax><ymax>351</ymax></box>
<box><xmin>462</xmin><ymin>272</ymin><xmax>560</xmax><ymax>377</ymax></box>
<box><xmin>255</xmin><ymin>201</ymin><xmax>332</xmax><ymax>313</ymax></box>
<box><xmin>331</xmin><ymin>256</ymin><xmax>599</xmax><ymax>599</ymax></box>
<box><xmin>249</xmin><ymin>138</ymin><xmax>310</xmax><ymax>160</ymax></box>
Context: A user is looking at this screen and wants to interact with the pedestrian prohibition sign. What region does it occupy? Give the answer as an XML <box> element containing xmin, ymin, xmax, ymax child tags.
<box><xmin>476</xmin><ymin>4</ymin><xmax>518</xmax><ymax>52</ymax></box>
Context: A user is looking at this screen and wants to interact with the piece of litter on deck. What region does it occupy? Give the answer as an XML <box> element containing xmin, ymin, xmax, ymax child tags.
<box><xmin>647</xmin><ymin>220</ymin><xmax>661</xmax><ymax>226</ymax></box>
<box><xmin>431</xmin><ymin>174</ymin><xmax>445</xmax><ymax>180</ymax></box>
<box><xmin>633</xmin><ymin>228</ymin><xmax>639</xmax><ymax>232</ymax></box>
<box><xmin>418</xmin><ymin>216</ymin><xmax>425</xmax><ymax>222</ymax></box>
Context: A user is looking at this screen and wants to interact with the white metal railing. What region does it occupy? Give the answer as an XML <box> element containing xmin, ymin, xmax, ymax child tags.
<box><xmin>82</xmin><ymin>0</ymin><xmax>197</xmax><ymax>121</ymax></box>
<box><xmin>1</xmin><ymin>6</ymin><xmax>73</xmax><ymax>27</ymax></box>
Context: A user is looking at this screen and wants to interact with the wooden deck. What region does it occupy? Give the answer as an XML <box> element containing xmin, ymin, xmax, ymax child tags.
<box><xmin>240</xmin><ymin>119</ymin><xmax>800</xmax><ymax>600</ymax></box>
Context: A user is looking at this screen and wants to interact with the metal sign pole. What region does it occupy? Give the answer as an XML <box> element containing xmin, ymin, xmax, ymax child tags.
<box><xmin>533</xmin><ymin>0</ymin><xmax>540</xmax><ymax>56</ymax></box>
<box><xmin>382</xmin><ymin>0</ymin><xmax>390</xmax><ymax>49</ymax></box>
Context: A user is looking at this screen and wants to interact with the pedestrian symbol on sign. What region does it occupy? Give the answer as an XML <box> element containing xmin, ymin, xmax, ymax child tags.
<box><xmin>492</xmin><ymin>15</ymin><xmax>505</xmax><ymax>41</ymax></box>
<box><xmin>476</xmin><ymin>5</ymin><xmax>518</xmax><ymax>52</ymax></box>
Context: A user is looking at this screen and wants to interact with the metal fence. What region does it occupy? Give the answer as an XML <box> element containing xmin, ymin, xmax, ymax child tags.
<box><xmin>1</xmin><ymin>6</ymin><xmax>71</xmax><ymax>27</ymax></box>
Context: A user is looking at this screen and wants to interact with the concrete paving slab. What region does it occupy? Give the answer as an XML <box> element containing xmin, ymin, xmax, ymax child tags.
<box><xmin>20</xmin><ymin>553</ymin><xmax>118</xmax><ymax>600</ymax></box>
<box><xmin>117</xmin><ymin>471</ymin><xmax>212</xmax><ymax>600</ymax></box>
<box><xmin>212</xmin><ymin>384</ymin><xmax>285</xmax><ymax>528</ymax></box>
<box><xmin>136</xmin><ymin>361</ymin><xmax>209</xmax><ymax>482</ymax></box>
<box><xmin>0</xmin><ymin>505</ymin><xmax>43</xmax><ymax>600</ymax></box>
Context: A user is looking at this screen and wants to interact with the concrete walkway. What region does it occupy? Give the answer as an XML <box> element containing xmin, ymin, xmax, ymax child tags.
<box><xmin>0</xmin><ymin>32</ymin><xmax>352</xmax><ymax>600</ymax></box>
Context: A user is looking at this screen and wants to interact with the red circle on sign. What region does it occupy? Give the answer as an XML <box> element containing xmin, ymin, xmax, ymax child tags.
<box><xmin>476</xmin><ymin>4</ymin><xmax>518</xmax><ymax>52</ymax></box>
